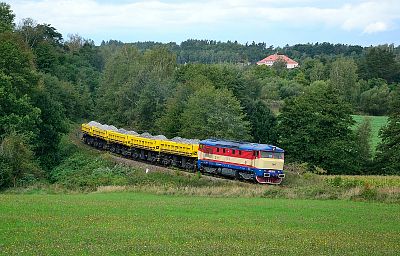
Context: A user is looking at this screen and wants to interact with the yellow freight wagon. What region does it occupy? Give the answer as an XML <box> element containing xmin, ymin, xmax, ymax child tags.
<box><xmin>127</xmin><ymin>135</ymin><xmax>160</xmax><ymax>152</ymax></box>
<box><xmin>159</xmin><ymin>140</ymin><xmax>198</xmax><ymax>157</ymax></box>
<box><xmin>81</xmin><ymin>123</ymin><xmax>93</xmax><ymax>136</ymax></box>
<box><xmin>108</xmin><ymin>130</ymin><xmax>128</xmax><ymax>146</ymax></box>
<box><xmin>92</xmin><ymin>126</ymin><xmax>108</xmax><ymax>141</ymax></box>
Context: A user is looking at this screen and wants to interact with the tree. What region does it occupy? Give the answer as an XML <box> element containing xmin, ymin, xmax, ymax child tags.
<box><xmin>65</xmin><ymin>33</ymin><xmax>85</xmax><ymax>52</ymax></box>
<box><xmin>0</xmin><ymin>33</ymin><xmax>38</xmax><ymax>95</ymax></box>
<box><xmin>329</xmin><ymin>57</ymin><xmax>359</xmax><ymax>107</ymax></box>
<box><xmin>249</xmin><ymin>64</ymin><xmax>276</xmax><ymax>79</ymax></box>
<box><xmin>309</xmin><ymin>60</ymin><xmax>325</xmax><ymax>82</ymax></box>
<box><xmin>358</xmin><ymin>47</ymin><xmax>400</xmax><ymax>83</ymax></box>
<box><xmin>373</xmin><ymin>87</ymin><xmax>400</xmax><ymax>175</ymax></box>
<box><xmin>134</xmin><ymin>76</ymin><xmax>173</xmax><ymax>132</ymax></box>
<box><xmin>245</xmin><ymin>99</ymin><xmax>277</xmax><ymax>144</ymax></box>
<box><xmin>0</xmin><ymin>2</ymin><xmax>14</xmax><ymax>33</ymax></box>
<box><xmin>156</xmin><ymin>76</ymin><xmax>210</xmax><ymax>137</ymax></box>
<box><xmin>0</xmin><ymin>33</ymin><xmax>42</xmax><ymax>141</ymax></box>
<box><xmin>359</xmin><ymin>83</ymin><xmax>390</xmax><ymax>115</ymax></box>
<box><xmin>96</xmin><ymin>45</ymin><xmax>175</xmax><ymax>130</ymax></box>
<box><xmin>17</xmin><ymin>18</ymin><xmax>40</xmax><ymax>48</ymax></box>
<box><xmin>0</xmin><ymin>24</ymin><xmax>68</xmax><ymax>174</ymax></box>
<box><xmin>176</xmin><ymin>63</ymin><xmax>262</xmax><ymax>107</ymax></box>
<box><xmin>354</xmin><ymin>117</ymin><xmax>372</xmax><ymax>173</ymax></box>
<box><xmin>0</xmin><ymin>74</ymin><xmax>41</xmax><ymax>141</ymax></box>
<box><xmin>30</xmin><ymin>84</ymin><xmax>68</xmax><ymax>170</ymax></box>
<box><xmin>278</xmin><ymin>80</ymin><xmax>303</xmax><ymax>99</ymax></box>
<box><xmin>294</xmin><ymin>71</ymin><xmax>308</xmax><ymax>86</ymax></box>
<box><xmin>278</xmin><ymin>81</ymin><xmax>358</xmax><ymax>174</ymax></box>
<box><xmin>16</xmin><ymin>21</ymin><xmax>64</xmax><ymax>74</ymax></box>
<box><xmin>272</xmin><ymin>59</ymin><xmax>288</xmax><ymax>77</ymax></box>
<box><xmin>0</xmin><ymin>133</ymin><xmax>42</xmax><ymax>188</ymax></box>
<box><xmin>180</xmin><ymin>86</ymin><xmax>252</xmax><ymax>140</ymax></box>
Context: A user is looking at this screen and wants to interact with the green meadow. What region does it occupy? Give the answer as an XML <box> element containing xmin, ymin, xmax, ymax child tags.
<box><xmin>352</xmin><ymin>115</ymin><xmax>388</xmax><ymax>151</ymax></box>
<box><xmin>0</xmin><ymin>192</ymin><xmax>399</xmax><ymax>255</ymax></box>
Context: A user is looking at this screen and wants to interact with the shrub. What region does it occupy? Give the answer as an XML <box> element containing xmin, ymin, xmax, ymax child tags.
<box><xmin>358</xmin><ymin>182</ymin><xmax>379</xmax><ymax>200</ymax></box>
<box><xmin>327</xmin><ymin>176</ymin><xmax>364</xmax><ymax>188</ymax></box>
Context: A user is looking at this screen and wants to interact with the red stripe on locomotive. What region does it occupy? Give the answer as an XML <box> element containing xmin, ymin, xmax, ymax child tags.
<box><xmin>198</xmin><ymin>145</ymin><xmax>255</xmax><ymax>159</ymax></box>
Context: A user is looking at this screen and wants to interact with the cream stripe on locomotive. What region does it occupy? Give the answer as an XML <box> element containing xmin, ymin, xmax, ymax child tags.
<box><xmin>198</xmin><ymin>151</ymin><xmax>284</xmax><ymax>170</ymax></box>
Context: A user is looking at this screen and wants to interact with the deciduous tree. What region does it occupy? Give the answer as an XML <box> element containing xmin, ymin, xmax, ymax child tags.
<box><xmin>180</xmin><ymin>86</ymin><xmax>252</xmax><ymax>140</ymax></box>
<box><xmin>0</xmin><ymin>2</ymin><xmax>14</xmax><ymax>33</ymax></box>
<box><xmin>330</xmin><ymin>57</ymin><xmax>359</xmax><ymax>107</ymax></box>
<box><xmin>0</xmin><ymin>133</ymin><xmax>42</xmax><ymax>188</ymax></box>
<box><xmin>278</xmin><ymin>81</ymin><xmax>358</xmax><ymax>174</ymax></box>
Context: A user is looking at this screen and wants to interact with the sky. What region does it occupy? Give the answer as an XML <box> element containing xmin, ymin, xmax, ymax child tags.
<box><xmin>6</xmin><ymin>0</ymin><xmax>400</xmax><ymax>46</ymax></box>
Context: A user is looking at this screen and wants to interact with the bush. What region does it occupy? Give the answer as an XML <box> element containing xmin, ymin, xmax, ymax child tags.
<box><xmin>327</xmin><ymin>176</ymin><xmax>364</xmax><ymax>188</ymax></box>
<box><xmin>358</xmin><ymin>182</ymin><xmax>379</xmax><ymax>200</ymax></box>
<box><xmin>262</xmin><ymin>187</ymin><xmax>282</xmax><ymax>198</ymax></box>
<box><xmin>0</xmin><ymin>133</ymin><xmax>43</xmax><ymax>189</ymax></box>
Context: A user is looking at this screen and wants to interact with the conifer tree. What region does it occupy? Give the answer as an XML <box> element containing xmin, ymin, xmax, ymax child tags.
<box><xmin>374</xmin><ymin>87</ymin><xmax>400</xmax><ymax>174</ymax></box>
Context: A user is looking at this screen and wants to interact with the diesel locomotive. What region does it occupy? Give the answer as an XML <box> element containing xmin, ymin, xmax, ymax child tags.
<box><xmin>81</xmin><ymin>122</ymin><xmax>285</xmax><ymax>184</ymax></box>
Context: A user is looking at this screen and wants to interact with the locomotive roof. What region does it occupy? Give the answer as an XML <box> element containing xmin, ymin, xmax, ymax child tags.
<box><xmin>200</xmin><ymin>139</ymin><xmax>284</xmax><ymax>152</ymax></box>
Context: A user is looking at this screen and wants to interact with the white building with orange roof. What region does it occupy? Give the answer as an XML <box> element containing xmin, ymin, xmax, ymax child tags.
<box><xmin>256</xmin><ymin>53</ymin><xmax>299</xmax><ymax>69</ymax></box>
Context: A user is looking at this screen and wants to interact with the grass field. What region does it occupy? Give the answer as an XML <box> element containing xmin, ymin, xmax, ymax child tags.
<box><xmin>0</xmin><ymin>192</ymin><xmax>399</xmax><ymax>255</ymax></box>
<box><xmin>352</xmin><ymin>115</ymin><xmax>388</xmax><ymax>151</ymax></box>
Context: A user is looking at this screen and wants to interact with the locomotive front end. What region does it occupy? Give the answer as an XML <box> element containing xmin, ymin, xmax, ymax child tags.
<box><xmin>253</xmin><ymin>148</ymin><xmax>285</xmax><ymax>184</ymax></box>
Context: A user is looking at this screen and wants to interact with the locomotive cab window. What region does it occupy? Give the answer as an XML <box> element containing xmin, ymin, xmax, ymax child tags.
<box><xmin>261</xmin><ymin>151</ymin><xmax>284</xmax><ymax>159</ymax></box>
<box><xmin>261</xmin><ymin>151</ymin><xmax>272</xmax><ymax>158</ymax></box>
<box><xmin>273</xmin><ymin>152</ymin><xmax>284</xmax><ymax>159</ymax></box>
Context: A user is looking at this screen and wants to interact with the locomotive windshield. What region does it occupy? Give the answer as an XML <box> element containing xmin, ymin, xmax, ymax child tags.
<box><xmin>260</xmin><ymin>151</ymin><xmax>284</xmax><ymax>159</ymax></box>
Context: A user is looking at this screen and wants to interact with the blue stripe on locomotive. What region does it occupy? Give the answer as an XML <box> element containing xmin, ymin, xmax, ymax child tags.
<box><xmin>198</xmin><ymin>159</ymin><xmax>284</xmax><ymax>178</ymax></box>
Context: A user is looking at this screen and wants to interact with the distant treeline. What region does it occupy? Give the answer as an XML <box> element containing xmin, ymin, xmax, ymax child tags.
<box><xmin>103</xmin><ymin>39</ymin><xmax>396</xmax><ymax>62</ymax></box>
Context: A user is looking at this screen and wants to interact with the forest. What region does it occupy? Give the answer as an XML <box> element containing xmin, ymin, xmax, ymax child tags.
<box><xmin>1</xmin><ymin>2</ymin><xmax>400</xmax><ymax>189</ymax></box>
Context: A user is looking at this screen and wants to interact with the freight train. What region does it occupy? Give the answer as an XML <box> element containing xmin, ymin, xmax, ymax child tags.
<box><xmin>81</xmin><ymin>122</ymin><xmax>285</xmax><ymax>184</ymax></box>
